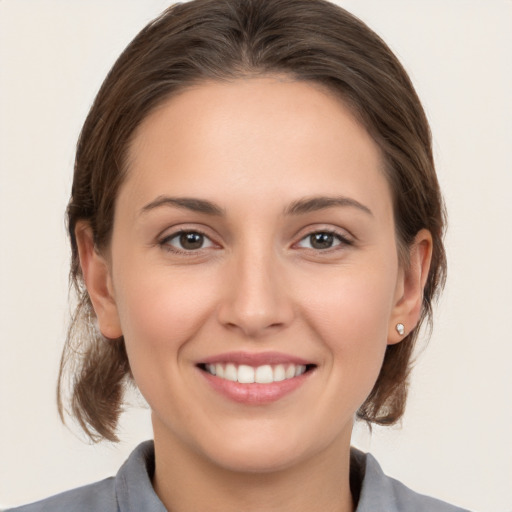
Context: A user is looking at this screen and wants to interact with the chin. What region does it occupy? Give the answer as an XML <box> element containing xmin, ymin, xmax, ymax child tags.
<box><xmin>195</xmin><ymin>419</ymin><xmax>346</xmax><ymax>475</ymax></box>
<box><xmin>204</xmin><ymin>441</ymin><xmax>307</xmax><ymax>474</ymax></box>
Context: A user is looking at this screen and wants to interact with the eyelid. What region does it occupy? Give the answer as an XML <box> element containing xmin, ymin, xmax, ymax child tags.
<box><xmin>292</xmin><ymin>226</ymin><xmax>354</xmax><ymax>250</ymax></box>
<box><xmin>166</xmin><ymin>231</ymin><xmax>215</xmax><ymax>247</ymax></box>
<box><xmin>155</xmin><ymin>223</ymin><xmax>354</xmax><ymax>255</ymax></box>
<box><xmin>158</xmin><ymin>226</ymin><xmax>220</xmax><ymax>255</ymax></box>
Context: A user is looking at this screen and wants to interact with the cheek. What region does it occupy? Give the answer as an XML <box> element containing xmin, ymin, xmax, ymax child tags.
<box><xmin>112</xmin><ymin>265</ymin><xmax>217</xmax><ymax>382</ymax></box>
<box><xmin>297</xmin><ymin>262</ymin><xmax>398</xmax><ymax>396</ymax></box>
<box><xmin>120</xmin><ymin>280</ymin><xmax>194</xmax><ymax>341</ymax></box>
<box><xmin>302</xmin><ymin>263</ymin><xmax>396</xmax><ymax>341</ymax></box>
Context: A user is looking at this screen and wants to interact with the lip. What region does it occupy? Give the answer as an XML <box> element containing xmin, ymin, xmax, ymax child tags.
<box><xmin>198</xmin><ymin>351</ymin><xmax>313</xmax><ymax>367</ymax></box>
<box><xmin>197</xmin><ymin>351</ymin><xmax>316</xmax><ymax>405</ymax></box>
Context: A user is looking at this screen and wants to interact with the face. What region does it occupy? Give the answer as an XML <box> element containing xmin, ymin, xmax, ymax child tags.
<box><xmin>88</xmin><ymin>77</ymin><xmax>417</xmax><ymax>473</ymax></box>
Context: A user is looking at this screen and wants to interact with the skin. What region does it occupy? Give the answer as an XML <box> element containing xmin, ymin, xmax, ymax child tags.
<box><xmin>77</xmin><ymin>77</ymin><xmax>432</xmax><ymax>512</ymax></box>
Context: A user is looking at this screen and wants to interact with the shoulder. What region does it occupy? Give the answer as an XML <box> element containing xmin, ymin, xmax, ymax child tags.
<box><xmin>5</xmin><ymin>478</ymin><xmax>116</xmax><ymax>512</ymax></box>
<box><xmin>352</xmin><ymin>448</ymin><xmax>473</xmax><ymax>512</ymax></box>
<box><xmin>6</xmin><ymin>440</ymin><xmax>165</xmax><ymax>512</ymax></box>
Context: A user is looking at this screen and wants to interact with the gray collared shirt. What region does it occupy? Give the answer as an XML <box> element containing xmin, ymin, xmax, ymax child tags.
<box><xmin>7</xmin><ymin>441</ymin><xmax>471</xmax><ymax>511</ymax></box>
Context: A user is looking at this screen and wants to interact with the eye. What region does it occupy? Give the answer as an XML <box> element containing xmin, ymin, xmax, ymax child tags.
<box><xmin>296</xmin><ymin>231</ymin><xmax>350</xmax><ymax>250</ymax></box>
<box><xmin>162</xmin><ymin>230</ymin><xmax>215</xmax><ymax>252</ymax></box>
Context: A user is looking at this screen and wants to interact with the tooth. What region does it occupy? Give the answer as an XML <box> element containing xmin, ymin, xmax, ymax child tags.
<box><xmin>237</xmin><ymin>364</ymin><xmax>255</xmax><ymax>383</ymax></box>
<box><xmin>273</xmin><ymin>364</ymin><xmax>286</xmax><ymax>382</ymax></box>
<box><xmin>285</xmin><ymin>365</ymin><xmax>296</xmax><ymax>379</ymax></box>
<box><xmin>255</xmin><ymin>365</ymin><xmax>273</xmax><ymax>384</ymax></box>
<box><xmin>207</xmin><ymin>364</ymin><xmax>216</xmax><ymax>376</ymax></box>
<box><xmin>215</xmin><ymin>363</ymin><xmax>225</xmax><ymax>378</ymax></box>
<box><xmin>295</xmin><ymin>365</ymin><xmax>306</xmax><ymax>376</ymax></box>
<box><xmin>225</xmin><ymin>363</ymin><xmax>237</xmax><ymax>382</ymax></box>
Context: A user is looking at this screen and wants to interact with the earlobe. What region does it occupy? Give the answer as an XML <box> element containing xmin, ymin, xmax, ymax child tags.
<box><xmin>388</xmin><ymin>229</ymin><xmax>433</xmax><ymax>345</ymax></box>
<box><xmin>75</xmin><ymin>222</ymin><xmax>122</xmax><ymax>340</ymax></box>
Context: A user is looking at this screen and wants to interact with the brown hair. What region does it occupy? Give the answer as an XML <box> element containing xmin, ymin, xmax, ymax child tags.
<box><xmin>58</xmin><ymin>0</ymin><xmax>446</xmax><ymax>442</ymax></box>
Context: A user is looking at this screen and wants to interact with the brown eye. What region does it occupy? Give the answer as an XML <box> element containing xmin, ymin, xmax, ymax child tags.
<box><xmin>309</xmin><ymin>232</ymin><xmax>335</xmax><ymax>249</ymax></box>
<box><xmin>163</xmin><ymin>231</ymin><xmax>214</xmax><ymax>251</ymax></box>
<box><xmin>179</xmin><ymin>232</ymin><xmax>204</xmax><ymax>250</ymax></box>
<box><xmin>296</xmin><ymin>231</ymin><xmax>350</xmax><ymax>251</ymax></box>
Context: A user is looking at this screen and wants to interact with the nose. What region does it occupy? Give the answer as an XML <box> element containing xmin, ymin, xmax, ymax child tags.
<box><xmin>216</xmin><ymin>246</ymin><xmax>295</xmax><ymax>338</ymax></box>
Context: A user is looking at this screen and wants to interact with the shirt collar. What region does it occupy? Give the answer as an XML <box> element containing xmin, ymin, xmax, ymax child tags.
<box><xmin>114</xmin><ymin>441</ymin><xmax>398</xmax><ymax>512</ymax></box>
<box><xmin>115</xmin><ymin>440</ymin><xmax>167</xmax><ymax>512</ymax></box>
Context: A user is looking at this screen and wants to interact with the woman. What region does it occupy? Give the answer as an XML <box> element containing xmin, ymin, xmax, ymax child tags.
<box><xmin>7</xmin><ymin>0</ymin><xmax>471</xmax><ymax>510</ymax></box>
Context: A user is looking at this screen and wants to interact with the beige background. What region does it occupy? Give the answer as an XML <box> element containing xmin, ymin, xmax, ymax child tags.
<box><xmin>1</xmin><ymin>1</ymin><xmax>511</xmax><ymax>510</ymax></box>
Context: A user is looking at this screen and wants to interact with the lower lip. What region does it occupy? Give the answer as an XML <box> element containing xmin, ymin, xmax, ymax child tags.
<box><xmin>199</xmin><ymin>369</ymin><xmax>312</xmax><ymax>405</ymax></box>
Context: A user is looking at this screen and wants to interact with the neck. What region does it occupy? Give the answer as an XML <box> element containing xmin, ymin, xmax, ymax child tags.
<box><xmin>152</xmin><ymin>422</ymin><xmax>354</xmax><ymax>512</ymax></box>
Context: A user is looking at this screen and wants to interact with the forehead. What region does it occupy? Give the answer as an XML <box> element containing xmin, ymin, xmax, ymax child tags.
<box><xmin>122</xmin><ymin>77</ymin><xmax>392</xmax><ymax>219</ymax></box>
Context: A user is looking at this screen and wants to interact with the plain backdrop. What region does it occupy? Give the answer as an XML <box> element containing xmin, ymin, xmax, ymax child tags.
<box><xmin>1</xmin><ymin>1</ymin><xmax>511</xmax><ymax>510</ymax></box>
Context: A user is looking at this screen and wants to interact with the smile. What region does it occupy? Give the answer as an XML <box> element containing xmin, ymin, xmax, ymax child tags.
<box><xmin>201</xmin><ymin>363</ymin><xmax>309</xmax><ymax>384</ymax></box>
<box><xmin>197</xmin><ymin>352</ymin><xmax>316</xmax><ymax>404</ymax></box>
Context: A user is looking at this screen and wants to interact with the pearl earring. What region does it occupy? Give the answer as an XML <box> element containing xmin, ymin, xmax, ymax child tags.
<box><xmin>396</xmin><ymin>323</ymin><xmax>405</xmax><ymax>336</ymax></box>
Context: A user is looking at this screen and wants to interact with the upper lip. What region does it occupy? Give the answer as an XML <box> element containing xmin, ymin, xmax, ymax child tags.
<box><xmin>198</xmin><ymin>351</ymin><xmax>314</xmax><ymax>367</ymax></box>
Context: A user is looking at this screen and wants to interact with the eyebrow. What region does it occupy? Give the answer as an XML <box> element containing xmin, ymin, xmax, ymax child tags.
<box><xmin>284</xmin><ymin>196</ymin><xmax>373</xmax><ymax>216</ymax></box>
<box><xmin>140</xmin><ymin>196</ymin><xmax>225</xmax><ymax>216</ymax></box>
<box><xmin>140</xmin><ymin>194</ymin><xmax>372</xmax><ymax>217</ymax></box>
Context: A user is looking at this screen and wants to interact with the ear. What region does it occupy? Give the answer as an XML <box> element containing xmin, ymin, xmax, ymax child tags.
<box><xmin>388</xmin><ymin>229</ymin><xmax>433</xmax><ymax>345</ymax></box>
<box><xmin>75</xmin><ymin>222</ymin><xmax>123</xmax><ymax>340</ymax></box>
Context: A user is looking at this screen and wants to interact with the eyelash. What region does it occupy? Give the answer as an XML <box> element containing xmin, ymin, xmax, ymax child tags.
<box><xmin>158</xmin><ymin>228</ymin><xmax>353</xmax><ymax>255</ymax></box>
<box><xmin>159</xmin><ymin>229</ymin><xmax>215</xmax><ymax>255</ymax></box>
<box><xmin>295</xmin><ymin>229</ymin><xmax>353</xmax><ymax>252</ymax></box>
